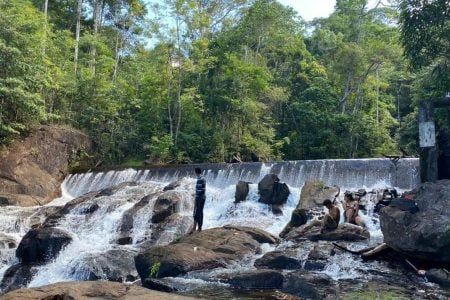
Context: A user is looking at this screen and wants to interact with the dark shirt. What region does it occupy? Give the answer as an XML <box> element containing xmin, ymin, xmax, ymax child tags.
<box><xmin>195</xmin><ymin>175</ymin><xmax>206</xmax><ymax>199</ymax></box>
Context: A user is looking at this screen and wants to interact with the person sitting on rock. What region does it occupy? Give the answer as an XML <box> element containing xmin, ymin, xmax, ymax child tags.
<box><xmin>343</xmin><ymin>191</ymin><xmax>365</xmax><ymax>227</ymax></box>
<box><xmin>298</xmin><ymin>199</ymin><xmax>340</xmax><ymax>235</ymax></box>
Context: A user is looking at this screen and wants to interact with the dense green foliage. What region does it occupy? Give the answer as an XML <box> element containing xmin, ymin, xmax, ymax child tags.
<box><xmin>0</xmin><ymin>0</ymin><xmax>448</xmax><ymax>164</ymax></box>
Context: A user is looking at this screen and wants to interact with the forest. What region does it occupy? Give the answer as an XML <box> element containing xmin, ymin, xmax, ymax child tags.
<box><xmin>0</xmin><ymin>0</ymin><xmax>449</xmax><ymax>165</ymax></box>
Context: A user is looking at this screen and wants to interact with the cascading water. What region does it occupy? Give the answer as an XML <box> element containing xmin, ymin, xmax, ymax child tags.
<box><xmin>0</xmin><ymin>158</ymin><xmax>426</xmax><ymax>296</ymax></box>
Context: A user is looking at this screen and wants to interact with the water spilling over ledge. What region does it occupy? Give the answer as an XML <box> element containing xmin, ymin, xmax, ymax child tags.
<box><xmin>64</xmin><ymin>158</ymin><xmax>420</xmax><ymax>197</ymax></box>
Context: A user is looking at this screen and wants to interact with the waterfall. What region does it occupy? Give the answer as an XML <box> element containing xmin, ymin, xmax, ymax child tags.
<box><xmin>0</xmin><ymin>158</ymin><xmax>420</xmax><ymax>292</ymax></box>
<box><xmin>64</xmin><ymin>158</ymin><xmax>419</xmax><ymax>198</ymax></box>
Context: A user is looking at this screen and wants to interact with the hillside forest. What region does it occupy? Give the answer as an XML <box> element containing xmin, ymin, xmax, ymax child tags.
<box><xmin>0</xmin><ymin>0</ymin><xmax>449</xmax><ymax>165</ymax></box>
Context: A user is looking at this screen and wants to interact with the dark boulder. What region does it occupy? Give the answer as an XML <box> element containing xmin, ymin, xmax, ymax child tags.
<box><xmin>143</xmin><ymin>279</ymin><xmax>178</xmax><ymax>293</ymax></box>
<box><xmin>258</xmin><ymin>174</ymin><xmax>290</xmax><ymax>205</ymax></box>
<box><xmin>282</xmin><ymin>271</ymin><xmax>332</xmax><ymax>300</ymax></box>
<box><xmin>279</xmin><ymin>208</ymin><xmax>307</xmax><ymax>238</ymax></box>
<box><xmin>0</xmin><ymin>264</ymin><xmax>36</xmax><ymax>294</ymax></box>
<box><xmin>228</xmin><ymin>269</ymin><xmax>284</xmax><ymax>289</ymax></box>
<box><xmin>235</xmin><ymin>181</ymin><xmax>250</xmax><ymax>203</ymax></box>
<box><xmin>152</xmin><ymin>191</ymin><xmax>182</xmax><ymax>224</ymax></box>
<box><xmin>427</xmin><ymin>269</ymin><xmax>450</xmax><ymax>288</ymax></box>
<box><xmin>254</xmin><ymin>251</ymin><xmax>302</xmax><ymax>270</ymax></box>
<box><xmin>135</xmin><ymin>226</ymin><xmax>276</xmax><ymax>280</ymax></box>
<box><xmin>380</xmin><ymin>180</ymin><xmax>450</xmax><ymax>266</ymax></box>
<box><xmin>163</xmin><ymin>180</ymin><xmax>183</xmax><ymax>191</ymax></box>
<box><xmin>16</xmin><ymin>227</ymin><xmax>72</xmax><ymax>264</ymax></box>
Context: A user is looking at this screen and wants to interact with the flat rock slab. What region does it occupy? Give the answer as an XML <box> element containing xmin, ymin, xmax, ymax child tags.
<box><xmin>1</xmin><ymin>281</ymin><xmax>197</xmax><ymax>299</ymax></box>
<box><xmin>135</xmin><ymin>226</ymin><xmax>278</xmax><ymax>280</ymax></box>
<box><xmin>228</xmin><ymin>269</ymin><xmax>284</xmax><ymax>289</ymax></box>
<box><xmin>286</xmin><ymin>223</ymin><xmax>369</xmax><ymax>242</ymax></box>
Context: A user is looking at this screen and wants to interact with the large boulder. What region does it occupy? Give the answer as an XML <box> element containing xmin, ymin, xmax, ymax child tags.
<box><xmin>0</xmin><ymin>281</ymin><xmax>196</xmax><ymax>299</ymax></box>
<box><xmin>152</xmin><ymin>191</ymin><xmax>182</xmax><ymax>224</ymax></box>
<box><xmin>258</xmin><ymin>174</ymin><xmax>290</xmax><ymax>205</ymax></box>
<box><xmin>135</xmin><ymin>226</ymin><xmax>277</xmax><ymax>280</ymax></box>
<box><xmin>380</xmin><ymin>180</ymin><xmax>450</xmax><ymax>266</ymax></box>
<box><xmin>286</xmin><ymin>223</ymin><xmax>369</xmax><ymax>242</ymax></box>
<box><xmin>16</xmin><ymin>227</ymin><xmax>72</xmax><ymax>264</ymax></box>
<box><xmin>235</xmin><ymin>181</ymin><xmax>250</xmax><ymax>203</ymax></box>
<box><xmin>0</xmin><ymin>125</ymin><xmax>92</xmax><ymax>206</ymax></box>
<box><xmin>299</xmin><ymin>181</ymin><xmax>339</xmax><ymax>210</ymax></box>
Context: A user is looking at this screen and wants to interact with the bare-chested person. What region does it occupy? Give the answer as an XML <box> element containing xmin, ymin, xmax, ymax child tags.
<box><xmin>298</xmin><ymin>199</ymin><xmax>340</xmax><ymax>235</ymax></box>
<box><xmin>343</xmin><ymin>192</ymin><xmax>365</xmax><ymax>227</ymax></box>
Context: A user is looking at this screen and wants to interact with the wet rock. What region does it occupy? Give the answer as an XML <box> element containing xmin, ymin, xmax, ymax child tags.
<box><xmin>1</xmin><ymin>281</ymin><xmax>196</xmax><ymax>300</ymax></box>
<box><xmin>282</xmin><ymin>270</ymin><xmax>332</xmax><ymax>300</ymax></box>
<box><xmin>163</xmin><ymin>180</ymin><xmax>183</xmax><ymax>191</ymax></box>
<box><xmin>258</xmin><ymin>174</ymin><xmax>290</xmax><ymax>205</ymax></box>
<box><xmin>286</xmin><ymin>223</ymin><xmax>369</xmax><ymax>242</ymax></box>
<box><xmin>95</xmin><ymin>181</ymin><xmax>138</xmax><ymax>198</ymax></box>
<box><xmin>152</xmin><ymin>191</ymin><xmax>182</xmax><ymax>224</ymax></box>
<box><xmin>228</xmin><ymin>269</ymin><xmax>284</xmax><ymax>289</ymax></box>
<box><xmin>143</xmin><ymin>278</ymin><xmax>178</xmax><ymax>293</ymax></box>
<box><xmin>148</xmin><ymin>214</ymin><xmax>193</xmax><ymax>246</ymax></box>
<box><xmin>0</xmin><ymin>264</ymin><xmax>37</xmax><ymax>294</ymax></box>
<box><xmin>0</xmin><ymin>233</ymin><xmax>17</xmax><ymax>250</ymax></box>
<box><xmin>0</xmin><ymin>125</ymin><xmax>92</xmax><ymax>206</ymax></box>
<box><xmin>16</xmin><ymin>227</ymin><xmax>72</xmax><ymax>264</ymax></box>
<box><xmin>299</xmin><ymin>181</ymin><xmax>339</xmax><ymax>210</ymax></box>
<box><xmin>427</xmin><ymin>269</ymin><xmax>450</xmax><ymax>288</ymax></box>
<box><xmin>118</xmin><ymin>193</ymin><xmax>155</xmax><ymax>241</ymax></box>
<box><xmin>254</xmin><ymin>251</ymin><xmax>302</xmax><ymax>270</ymax></box>
<box><xmin>279</xmin><ymin>208</ymin><xmax>307</xmax><ymax>238</ymax></box>
<box><xmin>77</xmin><ymin>249</ymin><xmax>138</xmax><ymax>282</ymax></box>
<box><xmin>135</xmin><ymin>226</ymin><xmax>276</xmax><ymax>280</ymax></box>
<box><xmin>235</xmin><ymin>181</ymin><xmax>250</xmax><ymax>203</ymax></box>
<box><xmin>380</xmin><ymin>180</ymin><xmax>450</xmax><ymax>266</ymax></box>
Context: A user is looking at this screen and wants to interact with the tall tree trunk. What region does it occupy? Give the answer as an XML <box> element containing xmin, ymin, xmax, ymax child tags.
<box><xmin>90</xmin><ymin>0</ymin><xmax>102</xmax><ymax>75</ymax></box>
<box><xmin>74</xmin><ymin>0</ymin><xmax>82</xmax><ymax>74</ymax></box>
<box><xmin>174</xmin><ymin>15</ymin><xmax>182</xmax><ymax>145</ymax></box>
<box><xmin>43</xmin><ymin>0</ymin><xmax>48</xmax><ymax>56</ymax></box>
<box><xmin>376</xmin><ymin>66</ymin><xmax>380</xmax><ymax>126</ymax></box>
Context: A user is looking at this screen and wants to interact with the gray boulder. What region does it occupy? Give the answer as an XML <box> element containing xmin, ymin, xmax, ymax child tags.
<box><xmin>258</xmin><ymin>174</ymin><xmax>290</xmax><ymax>205</ymax></box>
<box><xmin>380</xmin><ymin>180</ymin><xmax>450</xmax><ymax>266</ymax></box>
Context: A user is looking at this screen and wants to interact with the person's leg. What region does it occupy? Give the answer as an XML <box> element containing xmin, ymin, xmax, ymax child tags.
<box><xmin>321</xmin><ymin>214</ymin><xmax>338</xmax><ymax>233</ymax></box>
<box><xmin>197</xmin><ymin>198</ymin><xmax>205</xmax><ymax>231</ymax></box>
<box><xmin>354</xmin><ymin>215</ymin><xmax>365</xmax><ymax>227</ymax></box>
<box><xmin>298</xmin><ymin>219</ymin><xmax>321</xmax><ymax>234</ymax></box>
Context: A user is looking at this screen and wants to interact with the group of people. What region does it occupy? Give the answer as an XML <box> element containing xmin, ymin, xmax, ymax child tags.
<box><xmin>299</xmin><ymin>190</ymin><xmax>366</xmax><ymax>235</ymax></box>
<box><xmin>189</xmin><ymin>167</ymin><xmax>367</xmax><ymax>235</ymax></box>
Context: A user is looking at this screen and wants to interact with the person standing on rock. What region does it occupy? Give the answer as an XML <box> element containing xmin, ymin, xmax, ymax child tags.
<box><xmin>190</xmin><ymin>167</ymin><xmax>206</xmax><ymax>234</ymax></box>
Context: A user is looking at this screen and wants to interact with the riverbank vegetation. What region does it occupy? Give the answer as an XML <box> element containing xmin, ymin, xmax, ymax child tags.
<box><xmin>1</xmin><ymin>0</ymin><xmax>448</xmax><ymax>165</ymax></box>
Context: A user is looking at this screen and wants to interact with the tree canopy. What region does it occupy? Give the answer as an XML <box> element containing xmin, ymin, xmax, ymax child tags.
<box><xmin>1</xmin><ymin>0</ymin><xmax>447</xmax><ymax>165</ymax></box>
